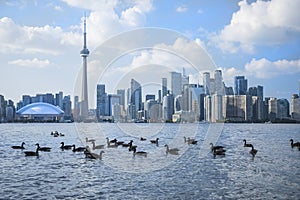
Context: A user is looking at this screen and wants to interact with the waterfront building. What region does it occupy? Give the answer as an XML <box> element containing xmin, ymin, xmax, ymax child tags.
<box><xmin>174</xmin><ymin>95</ymin><xmax>182</xmax><ymax>112</ymax></box>
<box><xmin>55</xmin><ymin>91</ymin><xmax>63</xmax><ymax>109</ymax></box>
<box><xmin>171</xmin><ymin>72</ymin><xmax>182</xmax><ymax>97</ymax></box>
<box><xmin>291</xmin><ymin>94</ymin><xmax>300</xmax><ymax>120</ymax></box>
<box><xmin>144</xmin><ymin>99</ymin><xmax>162</xmax><ymax>122</ymax></box>
<box><xmin>96</xmin><ymin>84</ymin><xmax>108</xmax><ymax>119</ymax></box>
<box><xmin>117</xmin><ymin>89</ymin><xmax>125</xmax><ymax>108</ymax></box>
<box><xmin>204</xmin><ymin>95</ymin><xmax>211</xmax><ymax>122</ymax></box>
<box><xmin>130</xmin><ymin>79</ymin><xmax>142</xmax><ymax>113</ymax></box>
<box><xmin>214</xmin><ymin>70</ymin><xmax>225</xmax><ymax>95</ymax></box>
<box><xmin>182</xmin><ymin>84</ymin><xmax>205</xmax><ymax>121</ymax></box>
<box><xmin>162</xmin><ymin>78</ymin><xmax>167</xmax><ymax>100</ymax></box>
<box><xmin>62</xmin><ymin>95</ymin><xmax>72</xmax><ymax>120</ymax></box>
<box><xmin>268</xmin><ymin>98</ymin><xmax>277</xmax><ymax>121</ymax></box>
<box><xmin>22</xmin><ymin>95</ymin><xmax>31</xmax><ymax>106</ymax></box>
<box><xmin>277</xmin><ymin>99</ymin><xmax>289</xmax><ymax>119</ymax></box>
<box><xmin>203</xmin><ymin>72</ymin><xmax>210</xmax><ymax>95</ymax></box>
<box><xmin>234</xmin><ymin>76</ymin><xmax>248</xmax><ymax>95</ymax></box>
<box><xmin>223</xmin><ymin>95</ymin><xmax>252</xmax><ymax>122</ymax></box>
<box><xmin>163</xmin><ymin>93</ymin><xmax>174</xmax><ymax>121</ymax></box>
<box><xmin>16</xmin><ymin>102</ymin><xmax>64</xmax><ymax>122</ymax></box>
<box><xmin>108</xmin><ymin>94</ymin><xmax>121</xmax><ymax>116</ymax></box>
<box><xmin>211</xmin><ymin>94</ymin><xmax>223</xmax><ymax>122</ymax></box>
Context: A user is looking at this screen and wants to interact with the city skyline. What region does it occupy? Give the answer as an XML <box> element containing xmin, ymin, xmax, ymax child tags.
<box><xmin>1</xmin><ymin>67</ymin><xmax>299</xmax><ymax>123</ymax></box>
<box><xmin>1</xmin><ymin>0</ymin><xmax>300</xmax><ymax>108</ymax></box>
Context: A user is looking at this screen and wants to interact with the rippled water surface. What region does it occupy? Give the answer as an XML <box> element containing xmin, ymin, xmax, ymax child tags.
<box><xmin>1</xmin><ymin>123</ymin><xmax>300</xmax><ymax>199</ymax></box>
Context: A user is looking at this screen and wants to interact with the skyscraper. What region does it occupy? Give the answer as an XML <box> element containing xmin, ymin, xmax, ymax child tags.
<box><xmin>130</xmin><ymin>79</ymin><xmax>142</xmax><ymax>112</ymax></box>
<box><xmin>234</xmin><ymin>76</ymin><xmax>248</xmax><ymax>95</ymax></box>
<box><xmin>203</xmin><ymin>72</ymin><xmax>210</xmax><ymax>95</ymax></box>
<box><xmin>214</xmin><ymin>70</ymin><xmax>224</xmax><ymax>95</ymax></box>
<box><xmin>171</xmin><ymin>72</ymin><xmax>182</xmax><ymax>97</ymax></box>
<box><xmin>80</xmin><ymin>15</ymin><xmax>89</xmax><ymax>119</ymax></box>
<box><xmin>162</xmin><ymin>78</ymin><xmax>167</xmax><ymax>100</ymax></box>
<box><xmin>96</xmin><ymin>84</ymin><xmax>107</xmax><ymax>118</ymax></box>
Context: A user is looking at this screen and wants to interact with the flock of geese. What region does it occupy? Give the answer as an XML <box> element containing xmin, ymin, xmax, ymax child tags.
<box><xmin>10</xmin><ymin>131</ymin><xmax>300</xmax><ymax>160</ymax></box>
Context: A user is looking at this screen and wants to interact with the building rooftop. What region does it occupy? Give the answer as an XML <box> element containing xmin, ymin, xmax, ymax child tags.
<box><xmin>16</xmin><ymin>102</ymin><xmax>64</xmax><ymax>115</ymax></box>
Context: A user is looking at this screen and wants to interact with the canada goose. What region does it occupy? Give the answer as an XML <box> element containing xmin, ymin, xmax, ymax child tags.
<box><xmin>59</xmin><ymin>133</ymin><xmax>65</xmax><ymax>137</ymax></box>
<box><xmin>86</xmin><ymin>137</ymin><xmax>95</xmax><ymax>143</ymax></box>
<box><xmin>11</xmin><ymin>142</ymin><xmax>25</xmax><ymax>149</ymax></box>
<box><xmin>249</xmin><ymin>144</ymin><xmax>258</xmax><ymax>156</ymax></box>
<box><xmin>110</xmin><ymin>138</ymin><xmax>117</xmax><ymax>143</ymax></box>
<box><xmin>60</xmin><ymin>142</ymin><xmax>73</xmax><ymax>150</ymax></box>
<box><xmin>91</xmin><ymin>141</ymin><xmax>105</xmax><ymax>150</ymax></box>
<box><xmin>290</xmin><ymin>139</ymin><xmax>300</xmax><ymax>148</ymax></box>
<box><xmin>243</xmin><ymin>139</ymin><xmax>252</xmax><ymax>147</ymax></box>
<box><xmin>86</xmin><ymin>150</ymin><xmax>105</xmax><ymax>160</ymax></box>
<box><xmin>115</xmin><ymin>141</ymin><xmax>124</xmax><ymax>146</ymax></box>
<box><xmin>210</xmin><ymin>143</ymin><xmax>225</xmax><ymax>152</ymax></box>
<box><xmin>35</xmin><ymin>143</ymin><xmax>51</xmax><ymax>152</ymax></box>
<box><xmin>72</xmin><ymin>145</ymin><xmax>86</xmax><ymax>152</ymax></box>
<box><xmin>106</xmin><ymin>138</ymin><xmax>118</xmax><ymax>148</ymax></box>
<box><xmin>121</xmin><ymin>141</ymin><xmax>132</xmax><ymax>147</ymax></box>
<box><xmin>24</xmin><ymin>145</ymin><xmax>39</xmax><ymax>156</ymax></box>
<box><xmin>150</xmin><ymin>138</ymin><xmax>159</xmax><ymax>146</ymax></box>
<box><xmin>133</xmin><ymin>147</ymin><xmax>147</xmax><ymax>157</ymax></box>
<box><xmin>164</xmin><ymin>144</ymin><xmax>179</xmax><ymax>155</ymax></box>
<box><xmin>140</xmin><ymin>137</ymin><xmax>147</xmax><ymax>141</ymax></box>
<box><xmin>128</xmin><ymin>140</ymin><xmax>137</xmax><ymax>151</ymax></box>
<box><xmin>184</xmin><ymin>137</ymin><xmax>197</xmax><ymax>144</ymax></box>
<box><xmin>84</xmin><ymin>146</ymin><xmax>91</xmax><ymax>155</ymax></box>
<box><xmin>213</xmin><ymin>148</ymin><xmax>226</xmax><ymax>158</ymax></box>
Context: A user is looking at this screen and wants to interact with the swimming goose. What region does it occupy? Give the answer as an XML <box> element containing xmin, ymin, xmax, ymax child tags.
<box><xmin>11</xmin><ymin>142</ymin><xmax>25</xmax><ymax>149</ymax></box>
<box><xmin>249</xmin><ymin>144</ymin><xmax>258</xmax><ymax>156</ymax></box>
<box><xmin>184</xmin><ymin>137</ymin><xmax>197</xmax><ymax>144</ymax></box>
<box><xmin>243</xmin><ymin>139</ymin><xmax>252</xmax><ymax>147</ymax></box>
<box><xmin>133</xmin><ymin>147</ymin><xmax>147</xmax><ymax>157</ymax></box>
<box><xmin>24</xmin><ymin>145</ymin><xmax>39</xmax><ymax>156</ymax></box>
<box><xmin>210</xmin><ymin>143</ymin><xmax>225</xmax><ymax>152</ymax></box>
<box><xmin>150</xmin><ymin>138</ymin><xmax>159</xmax><ymax>146</ymax></box>
<box><xmin>86</xmin><ymin>137</ymin><xmax>95</xmax><ymax>143</ymax></box>
<box><xmin>164</xmin><ymin>144</ymin><xmax>179</xmax><ymax>155</ymax></box>
<box><xmin>109</xmin><ymin>138</ymin><xmax>117</xmax><ymax>143</ymax></box>
<box><xmin>86</xmin><ymin>150</ymin><xmax>105</xmax><ymax>160</ymax></box>
<box><xmin>213</xmin><ymin>148</ymin><xmax>226</xmax><ymax>158</ymax></box>
<box><xmin>290</xmin><ymin>139</ymin><xmax>300</xmax><ymax>148</ymax></box>
<box><xmin>106</xmin><ymin>138</ymin><xmax>118</xmax><ymax>148</ymax></box>
<box><xmin>140</xmin><ymin>137</ymin><xmax>147</xmax><ymax>141</ymax></box>
<box><xmin>60</xmin><ymin>142</ymin><xmax>73</xmax><ymax>150</ymax></box>
<box><xmin>72</xmin><ymin>145</ymin><xmax>86</xmax><ymax>152</ymax></box>
<box><xmin>35</xmin><ymin>143</ymin><xmax>51</xmax><ymax>152</ymax></box>
<box><xmin>128</xmin><ymin>140</ymin><xmax>137</xmax><ymax>151</ymax></box>
<box><xmin>91</xmin><ymin>141</ymin><xmax>105</xmax><ymax>150</ymax></box>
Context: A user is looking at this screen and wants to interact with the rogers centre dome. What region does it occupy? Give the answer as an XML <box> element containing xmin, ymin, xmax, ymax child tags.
<box><xmin>16</xmin><ymin>102</ymin><xmax>64</xmax><ymax>122</ymax></box>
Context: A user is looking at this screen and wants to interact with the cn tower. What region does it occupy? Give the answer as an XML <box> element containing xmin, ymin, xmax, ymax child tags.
<box><xmin>80</xmin><ymin>15</ymin><xmax>89</xmax><ymax>119</ymax></box>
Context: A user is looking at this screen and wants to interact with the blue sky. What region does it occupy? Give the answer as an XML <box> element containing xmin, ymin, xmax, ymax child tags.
<box><xmin>1</xmin><ymin>0</ymin><xmax>300</xmax><ymax>108</ymax></box>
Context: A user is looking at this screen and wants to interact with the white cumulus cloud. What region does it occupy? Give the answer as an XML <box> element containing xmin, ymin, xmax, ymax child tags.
<box><xmin>245</xmin><ymin>58</ymin><xmax>300</xmax><ymax>79</ymax></box>
<box><xmin>212</xmin><ymin>0</ymin><xmax>300</xmax><ymax>53</ymax></box>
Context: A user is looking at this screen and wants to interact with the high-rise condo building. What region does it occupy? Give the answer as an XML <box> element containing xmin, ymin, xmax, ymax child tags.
<box><xmin>162</xmin><ymin>78</ymin><xmax>167</xmax><ymax>101</ymax></box>
<box><xmin>234</xmin><ymin>76</ymin><xmax>248</xmax><ymax>95</ymax></box>
<box><xmin>96</xmin><ymin>84</ymin><xmax>108</xmax><ymax>118</ymax></box>
<box><xmin>130</xmin><ymin>79</ymin><xmax>142</xmax><ymax>112</ymax></box>
<box><xmin>171</xmin><ymin>72</ymin><xmax>182</xmax><ymax>97</ymax></box>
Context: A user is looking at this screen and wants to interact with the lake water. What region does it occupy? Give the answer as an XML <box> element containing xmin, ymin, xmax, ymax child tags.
<box><xmin>0</xmin><ymin>123</ymin><xmax>299</xmax><ymax>199</ymax></box>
